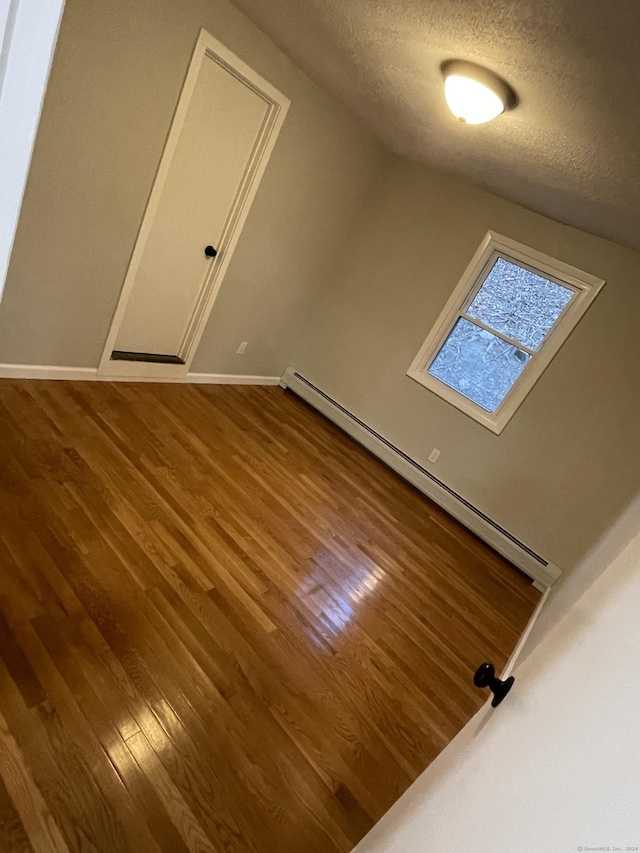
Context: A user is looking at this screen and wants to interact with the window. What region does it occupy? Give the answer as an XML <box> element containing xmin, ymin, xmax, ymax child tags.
<box><xmin>407</xmin><ymin>232</ymin><xmax>605</xmax><ymax>434</ymax></box>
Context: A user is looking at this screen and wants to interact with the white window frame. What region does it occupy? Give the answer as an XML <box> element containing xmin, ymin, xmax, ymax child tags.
<box><xmin>407</xmin><ymin>231</ymin><xmax>605</xmax><ymax>434</ymax></box>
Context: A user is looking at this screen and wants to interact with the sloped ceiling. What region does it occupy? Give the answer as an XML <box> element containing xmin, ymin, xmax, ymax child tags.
<box><xmin>231</xmin><ymin>0</ymin><xmax>640</xmax><ymax>249</ymax></box>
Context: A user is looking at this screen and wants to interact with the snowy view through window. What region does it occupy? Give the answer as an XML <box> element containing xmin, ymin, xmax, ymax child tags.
<box><xmin>428</xmin><ymin>257</ymin><xmax>574</xmax><ymax>412</ymax></box>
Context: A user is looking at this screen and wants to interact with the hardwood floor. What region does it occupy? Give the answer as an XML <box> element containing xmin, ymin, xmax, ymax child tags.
<box><xmin>0</xmin><ymin>380</ymin><xmax>539</xmax><ymax>852</ymax></box>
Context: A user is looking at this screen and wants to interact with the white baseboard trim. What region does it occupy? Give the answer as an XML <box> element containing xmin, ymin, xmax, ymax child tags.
<box><xmin>0</xmin><ymin>363</ymin><xmax>281</xmax><ymax>385</ymax></box>
<box><xmin>281</xmin><ymin>367</ymin><xmax>561</xmax><ymax>590</ymax></box>
<box><xmin>0</xmin><ymin>364</ymin><xmax>96</xmax><ymax>380</ymax></box>
<box><xmin>188</xmin><ymin>373</ymin><xmax>281</xmax><ymax>385</ymax></box>
<box><xmin>500</xmin><ymin>586</ymin><xmax>551</xmax><ymax>679</ymax></box>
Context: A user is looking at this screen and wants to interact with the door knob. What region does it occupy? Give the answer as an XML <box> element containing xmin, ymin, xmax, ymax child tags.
<box><xmin>473</xmin><ymin>662</ymin><xmax>514</xmax><ymax>707</ymax></box>
<box><xmin>204</xmin><ymin>245</ymin><xmax>218</xmax><ymax>258</ymax></box>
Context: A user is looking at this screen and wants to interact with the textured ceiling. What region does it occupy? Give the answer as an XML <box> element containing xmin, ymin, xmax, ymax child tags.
<box><xmin>231</xmin><ymin>0</ymin><xmax>640</xmax><ymax>250</ymax></box>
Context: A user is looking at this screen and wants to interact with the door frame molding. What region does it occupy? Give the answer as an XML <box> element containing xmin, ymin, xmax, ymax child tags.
<box><xmin>98</xmin><ymin>28</ymin><xmax>290</xmax><ymax>379</ymax></box>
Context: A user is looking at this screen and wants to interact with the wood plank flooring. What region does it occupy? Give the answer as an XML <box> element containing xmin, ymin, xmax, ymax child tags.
<box><xmin>0</xmin><ymin>380</ymin><xmax>539</xmax><ymax>852</ymax></box>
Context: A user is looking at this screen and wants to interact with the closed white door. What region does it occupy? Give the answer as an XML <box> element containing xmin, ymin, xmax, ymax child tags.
<box><xmin>113</xmin><ymin>45</ymin><xmax>272</xmax><ymax>360</ymax></box>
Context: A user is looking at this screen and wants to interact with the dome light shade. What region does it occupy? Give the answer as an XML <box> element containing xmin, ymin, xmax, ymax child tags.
<box><xmin>441</xmin><ymin>60</ymin><xmax>517</xmax><ymax>125</ymax></box>
<box><xmin>444</xmin><ymin>75</ymin><xmax>504</xmax><ymax>124</ymax></box>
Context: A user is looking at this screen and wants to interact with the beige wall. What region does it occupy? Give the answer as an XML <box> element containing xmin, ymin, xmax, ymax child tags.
<box><xmin>0</xmin><ymin>0</ymin><xmax>387</xmax><ymax>373</ymax></box>
<box><xmin>295</xmin><ymin>158</ymin><xmax>640</xmax><ymax>570</ymax></box>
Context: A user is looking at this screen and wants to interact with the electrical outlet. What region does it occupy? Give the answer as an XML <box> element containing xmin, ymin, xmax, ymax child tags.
<box><xmin>236</xmin><ymin>341</ymin><xmax>248</xmax><ymax>354</ymax></box>
<box><xmin>428</xmin><ymin>448</ymin><xmax>441</xmax><ymax>464</ymax></box>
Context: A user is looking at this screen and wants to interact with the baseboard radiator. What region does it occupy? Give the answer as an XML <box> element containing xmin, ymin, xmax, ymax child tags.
<box><xmin>280</xmin><ymin>368</ymin><xmax>560</xmax><ymax>590</ymax></box>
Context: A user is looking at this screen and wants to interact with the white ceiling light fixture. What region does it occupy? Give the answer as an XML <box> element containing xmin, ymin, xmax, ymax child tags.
<box><xmin>441</xmin><ymin>60</ymin><xmax>517</xmax><ymax>125</ymax></box>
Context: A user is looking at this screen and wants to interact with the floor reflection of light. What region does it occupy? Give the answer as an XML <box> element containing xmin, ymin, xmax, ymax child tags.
<box><xmin>296</xmin><ymin>550</ymin><xmax>387</xmax><ymax>642</ymax></box>
<box><xmin>349</xmin><ymin>565</ymin><xmax>385</xmax><ymax>605</ymax></box>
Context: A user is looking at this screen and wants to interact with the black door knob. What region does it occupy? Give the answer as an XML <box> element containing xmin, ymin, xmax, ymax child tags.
<box><xmin>204</xmin><ymin>245</ymin><xmax>217</xmax><ymax>258</ymax></box>
<box><xmin>473</xmin><ymin>662</ymin><xmax>514</xmax><ymax>707</ymax></box>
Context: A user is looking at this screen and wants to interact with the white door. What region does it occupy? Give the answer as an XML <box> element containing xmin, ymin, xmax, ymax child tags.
<box><xmin>100</xmin><ymin>30</ymin><xmax>289</xmax><ymax>377</ymax></box>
